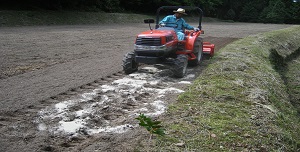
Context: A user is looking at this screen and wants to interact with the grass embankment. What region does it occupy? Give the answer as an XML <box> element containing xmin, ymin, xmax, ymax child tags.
<box><xmin>286</xmin><ymin>48</ymin><xmax>300</xmax><ymax>113</ymax></box>
<box><xmin>137</xmin><ymin>26</ymin><xmax>300</xmax><ymax>151</ymax></box>
<box><xmin>0</xmin><ymin>10</ymin><xmax>152</xmax><ymax>26</ymax></box>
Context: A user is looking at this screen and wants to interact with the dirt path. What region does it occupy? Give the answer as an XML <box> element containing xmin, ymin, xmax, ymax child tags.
<box><xmin>0</xmin><ymin>22</ymin><xmax>292</xmax><ymax>152</ymax></box>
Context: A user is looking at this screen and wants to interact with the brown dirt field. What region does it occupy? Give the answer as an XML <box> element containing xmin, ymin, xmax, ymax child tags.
<box><xmin>0</xmin><ymin>22</ymin><xmax>292</xmax><ymax>152</ymax></box>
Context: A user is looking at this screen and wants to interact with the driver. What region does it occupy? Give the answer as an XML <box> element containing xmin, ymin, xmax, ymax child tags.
<box><xmin>159</xmin><ymin>8</ymin><xmax>199</xmax><ymax>41</ymax></box>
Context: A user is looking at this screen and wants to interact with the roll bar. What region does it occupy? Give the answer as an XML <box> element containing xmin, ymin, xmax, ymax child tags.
<box><xmin>155</xmin><ymin>6</ymin><xmax>203</xmax><ymax>30</ymax></box>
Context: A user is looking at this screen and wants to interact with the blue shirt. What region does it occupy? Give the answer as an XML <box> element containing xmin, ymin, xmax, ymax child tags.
<box><xmin>159</xmin><ymin>15</ymin><xmax>194</xmax><ymax>33</ymax></box>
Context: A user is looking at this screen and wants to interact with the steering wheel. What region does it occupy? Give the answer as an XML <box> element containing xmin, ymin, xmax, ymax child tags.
<box><xmin>159</xmin><ymin>23</ymin><xmax>166</xmax><ymax>27</ymax></box>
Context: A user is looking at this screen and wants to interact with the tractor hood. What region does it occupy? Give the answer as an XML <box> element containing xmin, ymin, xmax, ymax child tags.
<box><xmin>138</xmin><ymin>29</ymin><xmax>175</xmax><ymax>37</ymax></box>
<box><xmin>136</xmin><ymin>28</ymin><xmax>178</xmax><ymax>45</ymax></box>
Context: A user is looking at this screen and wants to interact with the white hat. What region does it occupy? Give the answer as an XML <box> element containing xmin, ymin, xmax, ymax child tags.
<box><xmin>173</xmin><ymin>8</ymin><xmax>187</xmax><ymax>15</ymax></box>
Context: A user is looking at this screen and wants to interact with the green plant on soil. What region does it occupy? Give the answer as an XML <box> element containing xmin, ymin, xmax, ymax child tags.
<box><xmin>135</xmin><ymin>113</ymin><xmax>165</xmax><ymax>151</ymax></box>
<box><xmin>136</xmin><ymin>113</ymin><xmax>165</xmax><ymax>138</ymax></box>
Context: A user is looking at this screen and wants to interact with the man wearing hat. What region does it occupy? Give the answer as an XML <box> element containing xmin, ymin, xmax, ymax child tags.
<box><xmin>159</xmin><ymin>8</ymin><xmax>199</xmax><ymax>41</ymax></box>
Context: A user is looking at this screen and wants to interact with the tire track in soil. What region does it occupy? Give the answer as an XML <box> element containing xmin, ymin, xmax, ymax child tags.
<box><xmin>0</xmin><ymin>71</ymin><xmax>127</xmax><ymax>152</ymax></box>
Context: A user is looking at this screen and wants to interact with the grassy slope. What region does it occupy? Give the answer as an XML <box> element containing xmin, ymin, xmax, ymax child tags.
<box><xmin>137</xmin><ymin>26</ymin><xmax>300</xmax><ymax>151</ymax></box>
<box><xmin>286</xmin><ymin>49</ymin><xmax>300</xmax><ymax>113</ymax></box>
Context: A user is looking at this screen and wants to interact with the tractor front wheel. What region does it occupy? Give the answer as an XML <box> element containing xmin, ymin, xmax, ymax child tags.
<box><xmin>173</xmin><ymin>54</ymin><xmax>188</xmax><ymax>78</ymax></box>
<box><xmin>122</xmin><ymin>52</ymin><xmax>138</xmax><ymax>74</ymax></box>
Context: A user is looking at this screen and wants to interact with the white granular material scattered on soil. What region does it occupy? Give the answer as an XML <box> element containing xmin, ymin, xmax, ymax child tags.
<box><xmin>37</xmin><ymin>67</ymin><xmax>188</xmax><ymax>135</ymax></box>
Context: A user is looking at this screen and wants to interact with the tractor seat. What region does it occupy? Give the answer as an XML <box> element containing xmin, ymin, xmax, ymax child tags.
<box><xmin>178</xmin><ymin>40</ymin><xmax>186</xmax><ymax>43</ymax></box>
<box><xmin>177</xmin><ymin>40</ymin><xmax>186</xmax><ymax>50</ymax></box>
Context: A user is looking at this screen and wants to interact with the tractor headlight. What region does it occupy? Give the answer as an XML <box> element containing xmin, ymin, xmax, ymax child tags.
<box><xmin>134</xmin><ymin>45</ymin><xmax>167</xmax><ymax>51</ymax></box>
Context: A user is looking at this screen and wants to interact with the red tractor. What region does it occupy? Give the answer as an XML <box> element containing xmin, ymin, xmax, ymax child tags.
<box><xmin>123</xmin><ymin>6</ymin><xmax>215</xmax><ymax>78</ymax></box>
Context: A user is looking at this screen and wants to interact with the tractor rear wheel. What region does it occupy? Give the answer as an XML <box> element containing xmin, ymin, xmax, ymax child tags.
<box><xmin>188</xmin><ymin>37</ymin><xmax>203</xmax><ymax>66</ymax></box>
<box><xmin>173</xmin><ymin>54</ymin><xmax>188</xmax><ymax>78</ymax></box>
<box><xmin>123</xmin><ymin>52</ymin><xmax>138</xmax><ymax>74</ymax></box>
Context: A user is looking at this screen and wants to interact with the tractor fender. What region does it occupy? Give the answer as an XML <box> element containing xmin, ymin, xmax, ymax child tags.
<box><xmin>185</xmin><ymin>31</ymin><xmax>201</xmax><ymax>51</ymax></box>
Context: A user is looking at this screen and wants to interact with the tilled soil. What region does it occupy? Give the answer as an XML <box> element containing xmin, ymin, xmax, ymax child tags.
<box><xmin>0</xmin><ymin>22</ymin><xmax>292</xmax><ymax>152</ymax></box>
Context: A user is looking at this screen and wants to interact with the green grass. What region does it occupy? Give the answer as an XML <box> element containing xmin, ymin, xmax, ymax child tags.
<box><xmin>283</xmin><ymin>48</ymin><xmax>300</xmax><ymax>113</ymax></box>
<box><xmin>135</xmin><ymin>26</ymin><xmax>300</xmax><ymax>151</ymax></box>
